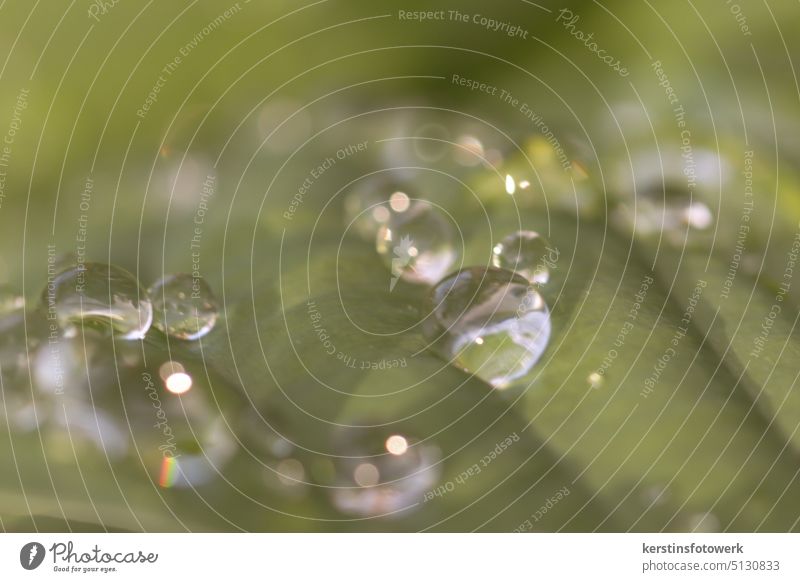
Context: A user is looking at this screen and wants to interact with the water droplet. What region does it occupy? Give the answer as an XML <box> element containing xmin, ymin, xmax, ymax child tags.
<box><xmin>343</xmin><ymin>176</ymin><xmax>412</xmax><ymax>241</ymax></box>
<box><xmin>425</xmin><ymin>267</ymin><xmax>551</xmax><ymax>388</ymax></box>
<box><xmin>587</xmin><ymin>372</ymin><xmax>604</xmax><ymax>388</ymax></box>
<box><xmin>149</xmin><ymin>273</ymin><xmax>218</xmax><ymax>340</ymax></box>
<box><xmin>45</xmin><ymin>263</ymin><xmax>152</xmax><ymax>340</ymax></box>
<box><xmin>376</xmin><ymin>201</ymin><xmax>459</xmax><ymax>288</ymax></box>
<box><xmin>491</xmin><ymin>231</ymin><xmax>555</xmax><ymax>285</ymax></box>
<box><xmin>328</xmin><ymin>426</ymin><xmax>440</xmax><ymax>517</ymax></box>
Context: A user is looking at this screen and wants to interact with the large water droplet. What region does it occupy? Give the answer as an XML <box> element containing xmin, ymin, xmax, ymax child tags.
<box><xmin>327</xmin><ymin>426</ymin><xmax>440</xmax><ymax>517</ymax></box>
<box><xmin>44</xmin><ymin>263</ymin><xmax>152</xmax><ymax>340</ymax></box>
<box><xmin>491</xmin><ymin>230</ymin><xmax>556</xmax><ymax>285</ymax></box>
<box><xmin>376</xmin><ymin>201</ymin><xmax>459</xmax><ymax>288</ymax></box>
<box><xmin>425</xmin><ymin>267</ymin><xmax>551</xmax><ymax>388</ymax></box>
<box><xmin>149</xmin><ymin>273</ymin><xmax>218</xmax><ymax>341</ymax></box>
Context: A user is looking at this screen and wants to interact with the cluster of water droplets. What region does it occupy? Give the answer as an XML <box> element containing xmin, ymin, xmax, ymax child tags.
<box><xmin>345</xmin><ymin>170</ymin><xmax>555</xmax><ymax>388</ymax></box>
<box><xmin>0</xmin><ymin>260</ymin><xmax>234</xmax><ymax>488</ymax></box>
<box><xmin>44</xmin><ymin>262</ymin><xmax>219</xmax><ymax>342</ymax></box>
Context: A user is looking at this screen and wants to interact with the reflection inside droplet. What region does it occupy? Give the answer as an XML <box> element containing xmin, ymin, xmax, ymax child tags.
<box><xmin>44</xmin><ymin>262</ymin><xmax>152</xmax><ymax>340</ymax></box>
<box><xmin>149</xmin><ymin>273</ymin><xmax>218</xmax><ymax>341</ymax></box>
<box><xmin>425</xmin><ymin>267</ymin><xmax>551</xmax><ymax>388</ymax></box>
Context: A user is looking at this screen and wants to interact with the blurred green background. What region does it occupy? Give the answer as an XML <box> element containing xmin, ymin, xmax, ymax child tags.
<box><xmin>1</xmin><ymin>0</ymin><xmax>800</xmax><ymax>532</ymax></box>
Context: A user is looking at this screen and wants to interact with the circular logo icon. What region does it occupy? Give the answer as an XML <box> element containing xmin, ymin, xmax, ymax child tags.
<box><xmin>20</xmin><ymin>542</ymin><xmax>46</xmax><ymax>570</ymax></box>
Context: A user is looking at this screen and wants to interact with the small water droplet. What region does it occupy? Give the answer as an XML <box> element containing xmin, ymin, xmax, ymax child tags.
<box><xmin>149</xmin><ymin>273</ymin><xmax>218</xmax><ymax>340</ymax></box>
<box><xmin>377</xmin><ymin>201</ymin><xmax>459</xmax><ymax>288</ymax></box>
<box><xmin>343</xmin><ymin>176</ymin><xmax>411</xmax><ymax>240</ymax></box>
<box><xmin>44</xmin><ymin>263</ymin><xmax>152</xmax><ymax>340</ymax></box>
<box><xmin>328</xmin><ymin>426</ymin><xmax>440</xmax><ymax>517</ymax></box>
<box><xmin>425</xmin><ymin>267</ymin><xmax>551</xmax><ymax>388</ymax></box>
<box><xmin>491</xmin><ymin>231</ymin><xmax>555</xmax><ymax>285</ymax></box>
<box><xmin>587</xmin><ymin>372</ymin><xmax>604</xmax><ymax>388</ymax></box>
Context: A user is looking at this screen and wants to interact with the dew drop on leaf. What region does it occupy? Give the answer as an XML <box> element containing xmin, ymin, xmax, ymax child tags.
<box><xmin>44</xmin><ymin>262</ymin><xmax>152</xmax><ymax>340</ymax></box>
<box><xmin>491</xmin><ymin>230</ymin><xmax>555</xmax><ymax>285</ymax></box>
<box><xmin>376</xmin><ymin>201</ymin><xmax>459</xmax><ymax>288</ymax></box>
<box><xmin>425</xmin><ymin>267</ymin><xmax>551</xmax><ymax>388</ymax></box>
<box><xmin>149</xmin><ymin>273</ymin><xmax>219</xmax><ymax>341</ymax></box>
